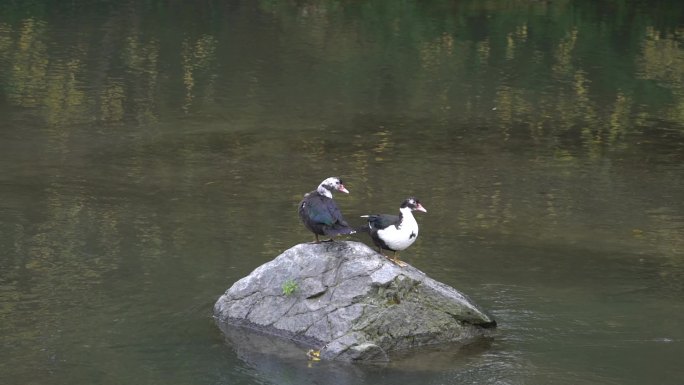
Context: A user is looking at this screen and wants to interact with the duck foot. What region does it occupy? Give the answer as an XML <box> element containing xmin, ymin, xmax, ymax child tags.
<box><xmin>384</xmin><ymin>255</ymin><xmax>408</xmax><ymax>267</ymax></box>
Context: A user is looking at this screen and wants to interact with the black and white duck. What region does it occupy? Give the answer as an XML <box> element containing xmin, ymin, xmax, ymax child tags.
<box><xmin>298</xmin><ymin>177</ymin><xmax>355</xmax><ymax>243</ymax></box>
<box><xmin>361</xmin><ymin>197</ymin><xmax>426</xmax><ymax>267</ymax></box>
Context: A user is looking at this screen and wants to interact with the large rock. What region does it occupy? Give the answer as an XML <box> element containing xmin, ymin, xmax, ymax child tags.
<box><xmin>213</xmin><ymin>241</ymin><xmax>496</xmax><ymax>361</ymax></box>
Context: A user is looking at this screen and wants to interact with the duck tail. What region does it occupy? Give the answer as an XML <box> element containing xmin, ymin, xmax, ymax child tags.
<box><xmin>353</xmin><ymin>223</ymin><xmax>370</xmax><ymax>233</ymax></box>
<box><xmin>323</xmin><ymin>225</ymin><xmax>356</xmax><ymax>236</ymax></box>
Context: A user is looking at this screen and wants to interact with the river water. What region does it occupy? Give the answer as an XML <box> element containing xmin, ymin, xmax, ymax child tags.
<box><xmin>1</xmin><ymin>1</ymin><xmax>683</xmax><ymax>384</ymax></box>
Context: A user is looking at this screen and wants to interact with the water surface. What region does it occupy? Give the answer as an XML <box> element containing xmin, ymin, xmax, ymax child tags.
<box><xmin>1</xmin><ymin>1</ymin><xmax>683</xmax><ymax>384</ymax></box>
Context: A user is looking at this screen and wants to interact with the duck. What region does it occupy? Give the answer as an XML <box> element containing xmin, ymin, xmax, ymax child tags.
<box><xmin>298</xmin><ymin>177</ymin><xmax>355</xmax><ymax>243</ymax></box>
<box><xmin>360</xmin><ymin>197</ymin><xmax>426</xmax><ymax>267</ymax></box>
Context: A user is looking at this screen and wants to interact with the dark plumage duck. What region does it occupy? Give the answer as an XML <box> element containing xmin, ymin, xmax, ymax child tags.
<box><xmin>298</xmin><ymin>177</ymin><xmax>355</xmax><ymax>243</ymax></box>
<box><xmin>361</xmin><ymin>197</ymin><xmax>426</xmax><ymax>267</ymax></box>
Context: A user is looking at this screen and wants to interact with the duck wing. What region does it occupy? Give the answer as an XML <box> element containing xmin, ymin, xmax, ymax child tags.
<box><xmin>301</xmin><ymin>193</ymin><xmax>350</xmax><ymax>227</ymax></box>
<box><xmin>363</xmin><ymin>213</ymin><xmax>401</xmax><ymax>230</ymax></box>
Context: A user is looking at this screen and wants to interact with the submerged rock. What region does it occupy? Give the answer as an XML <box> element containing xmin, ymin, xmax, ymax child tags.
<box><xmin>213</xmin><ymin>241</ymin><xmax>496</xmax><ymax>361</ymax></box>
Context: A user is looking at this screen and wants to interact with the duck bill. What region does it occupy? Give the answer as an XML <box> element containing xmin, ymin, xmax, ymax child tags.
<box><xmin>416</xmin><ymin>204</ymin><xmax>427</xmax><ymax>213</ymax></box>
<box><xmin>338</xmin><ymin>185</ymin><xmax>350</xmax><ymax>194</ymax></box>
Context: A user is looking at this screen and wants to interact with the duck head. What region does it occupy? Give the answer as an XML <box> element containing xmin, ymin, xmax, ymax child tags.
<box><xmin>401</xmin><ymin>197</ymin><xmax>427</xmax><ymax>213</ymax></box>
<box><xmin>317</xmin><ymin>177</ymin><xmax>349</xmax><ymax>198</ymax></box>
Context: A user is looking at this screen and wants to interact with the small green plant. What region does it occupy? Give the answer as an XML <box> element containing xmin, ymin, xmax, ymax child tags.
<box><xmin>282</xmin><ymin>279</ymin><xmax>298</xmax><ymax>296</ymax></box>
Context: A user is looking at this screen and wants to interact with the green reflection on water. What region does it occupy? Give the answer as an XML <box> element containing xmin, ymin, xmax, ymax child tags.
<box><xmin>0</xmin><ymin>1</ymin><xmax>683</xmax><ymax>385</ymax></box>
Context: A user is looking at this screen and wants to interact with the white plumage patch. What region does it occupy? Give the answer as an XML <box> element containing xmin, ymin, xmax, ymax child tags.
<box><xmin>376</xmin><ymin>207</ymin><xmax>419</xmax><ymax>251</ymax></box>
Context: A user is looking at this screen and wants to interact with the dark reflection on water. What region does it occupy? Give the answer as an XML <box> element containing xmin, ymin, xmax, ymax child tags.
<box><xmin>219</xmin><ymin>322</ymin><xmax>508</xmax><ymax>385</ymax></box>
<box><xmin>221</xmin><ymin>324</ymin><xmax>373</xmax><ymax>385</ymax></box>
<box><xmin>1</xmin><ymin>0</ymin><xmax>684</xmax><ymax>384</ymax></box>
